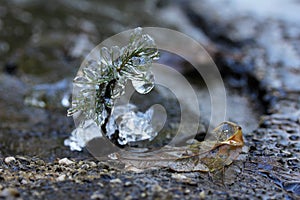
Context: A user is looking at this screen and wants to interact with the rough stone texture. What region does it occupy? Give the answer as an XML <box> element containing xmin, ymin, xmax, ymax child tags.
<box><xmin>183</xmin><ymin>0</ymin><xmax>300</xmax><ymax>198</ymax></box>
<box><xmin>0</xmin><ymin>0</ymin><xmax>300</xmax><ymax>199</ymax></box>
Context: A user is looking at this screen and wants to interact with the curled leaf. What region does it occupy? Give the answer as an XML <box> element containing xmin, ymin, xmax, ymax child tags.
<box><xmin>108</xmin><ymin>121</ymin><xmax>244</xmax><ymax>173</ymax></box>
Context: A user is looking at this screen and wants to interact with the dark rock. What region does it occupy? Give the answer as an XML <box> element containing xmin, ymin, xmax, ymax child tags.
<box><xmin>4</xmin><ymin>61</ymin><xmax>18</xmax><ymax>75</ymax></box>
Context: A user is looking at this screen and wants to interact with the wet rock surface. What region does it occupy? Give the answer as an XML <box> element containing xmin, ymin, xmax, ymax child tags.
<box><xmin>183</xmin><ymin>0</ymin><xmax>300</xmax><ymax>198</ymax></box>
<box><xmin>0</xmin><ymin>0</ymin><xmax>300</xmax><ymax>199</ymax></box>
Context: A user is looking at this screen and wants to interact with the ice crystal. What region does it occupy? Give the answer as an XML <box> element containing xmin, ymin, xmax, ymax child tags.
<box><xmin>64</xmin><ymin>119</ymin><xmax>101</xmax><ymax>151</ymax></box>
<box><xmin>108</xmin><ymin>104</ymin><xmax>157</xmax><ymax>145</ymax></box>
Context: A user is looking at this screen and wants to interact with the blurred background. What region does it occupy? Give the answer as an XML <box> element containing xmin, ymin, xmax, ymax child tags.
<box><xmin>1</xmin><ymin>0</ymin><xmax>300</xmax><ymax>153</ymax></box>
<box><xmin>0</xmin><ymin>0</ymin><xmax>299</xmax><ymax>198</ymax></box>
<box><xmin>1</xmin><ymin>0</ymin><xmax>299</xmax><ymax>157</ymax></box>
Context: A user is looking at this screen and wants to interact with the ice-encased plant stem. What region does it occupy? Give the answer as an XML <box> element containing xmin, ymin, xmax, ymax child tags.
<box><xmin>67</xmin><ymin>27</ymin><xmax>160</xmax><ymax>146</ymax></box>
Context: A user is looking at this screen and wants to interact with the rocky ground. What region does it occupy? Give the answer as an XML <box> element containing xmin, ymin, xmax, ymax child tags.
<box><xmin>0</xmin><ymin>0</ymin><xmax>299</xmax><ymax>199</ymax></box>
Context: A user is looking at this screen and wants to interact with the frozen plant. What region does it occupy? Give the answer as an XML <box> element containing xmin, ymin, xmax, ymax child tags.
<box><xmin>67</xmin><ymin>27</ymin><xmax>160</xmax><ymax>146</ymax></box>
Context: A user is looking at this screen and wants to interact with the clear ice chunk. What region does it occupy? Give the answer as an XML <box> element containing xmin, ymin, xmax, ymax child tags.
<box><xmin>65</xmin><ymin>103</ymin><xmax>159</xmax><ymax>150</ymax></box>
<box><xmin>108</xmin><ymin>104</ymin><xmax>157</xmax><ymax>145</ymax></box>
<box><xmin>112</xmin><ymin>103</ymin><xmax>137</xmax><ymax>119</ymax></box>
<box><xmin>118</xmin><ymin>107</ymin><xmax>156</xmax><ymax>145</ymax></box>
<box><xmin>64</xmin><ymin>119</ymin><xmax>102</xmax><ymax>151</ymax></box>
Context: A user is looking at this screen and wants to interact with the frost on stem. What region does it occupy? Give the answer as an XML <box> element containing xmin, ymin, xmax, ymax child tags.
<box><xmin>67</xmin><ymin>27</ymin><xmax>160</xmax><ymax>148</ymax></box>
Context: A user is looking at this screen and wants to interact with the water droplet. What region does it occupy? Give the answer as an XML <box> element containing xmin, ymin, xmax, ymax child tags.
<box><xmin>132</xmin><ymin>72</ymin><xmax>155</xmax><ymax>94</ymax></box>
<box><xmin>214</xmin><ymin>122</ymin><xmax>237</xmax><ymax>142</ymax></box>
<box><xmin>60</xmin><ymin>94</ymin><xmax>70</xmax><ymax>107</ymax></box>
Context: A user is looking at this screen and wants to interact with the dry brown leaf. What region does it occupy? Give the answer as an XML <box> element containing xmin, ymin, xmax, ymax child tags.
<box><xmin>108</xmin><ymin>121</ymin><xmax>244</xmax><ymax>173</ymax></box>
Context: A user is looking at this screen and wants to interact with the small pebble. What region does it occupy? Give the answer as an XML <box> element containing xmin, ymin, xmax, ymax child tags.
<box><xmin>184</xmin><ymin>189</ymin><xmax>190</xmax><ymax>194</ymax></box>
<box><xmin>0</xmin><ymin>188</ymin><xmax>20</xmax><ymax>198</ymax></box>
<box><xmin>58</xmin><ymin>158</ymin><xmax>74</xmax><ymax>165</ymax></box>
<box><xmin>97</xmin><ymin>182</ymin><xmax>104</xmax><ymax>187</ymax></box>
<box><xmin>108</xmin><ymin>153</ymin><xmax>119</xmax><ymax>160</ymax></box>
<box><xmin>56</xmin><ymin>174</ymin><xmax>66</xmax><ymax>181</ymax></box>
<box><xmin>81</xmin><ymin>163</ymin><xmax>89</xmax><ymax>169</ymax></box>
<box><xmin>89</xmin><ymin>161</ymin><xmax>97</xmax><ymax>168</ymax></box>
<box><xmin>152</xmin><ymin>184</ymin><xmax>163</xmax><ymax>192</ymax></box>
<box><xmin>171</xmin><ymin>173</ymin><xmax>188</xmax><ymax>180</ymax></box>
<box><xmin>91</xmin><ymin>192</ymin><xmax>105</xmax><ymax>199</ymax></box>
<box><xmin>141</xmin><ymin>192</ymin><xmax>146</xmax><ymax>198</ymax></box>
<box><xmin>125</xmin><ymin>166</ymin><xmax>144</xmax><ymax>173</ymax></box>
<box><xmin>78</xmin><ymin>161</ymin><xmax>84</xmax><ymax>166</ymax></box>
<box><xmin>109</xmin><ymin>178</ymin><xmax>122</xmax><ymax>184</ymax></box>
<box><xmin>124</xmin><ymin>196</ymin><xmax>132</xmax><ymax>200</ymax></box>
<box><xmin>4</xmin><ymin>156</ymin><xmax>16</xmax><ymax>164</ymax></box>
<box><xmin>124</xmin><ymin>181</ymin><xmax>132</xmax><ymax>186</ymax></box>
<box><xmin>35</xmin><ymin>159</ymin><xmax>45</xmax><ymax>166</ymax></box>
<box><xmin>199</xmin><ymin>191</ymin><xmax>206</xmax><ymax>199</ymax></box>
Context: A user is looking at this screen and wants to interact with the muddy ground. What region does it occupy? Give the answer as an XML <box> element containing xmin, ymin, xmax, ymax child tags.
<box><xmin>0</xmin><ymin>0</ymin><xmax>299</xmax><ymax>199</ymax></box>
